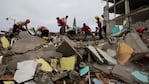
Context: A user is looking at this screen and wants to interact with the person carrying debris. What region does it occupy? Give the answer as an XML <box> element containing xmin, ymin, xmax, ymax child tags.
<box><xmin>95</xmin><ymin>16</ymin><xmax>103</xmax><ymax>40</ymax></box>
<box><xmin>136</xmin><ymin>26</ymin><xmax>148</xmax><ymax>38</ymax></box>
<box><xmin>81</xmin><ymin>23</ymin><xmax>95</xmax><ymax>41</ymax></box>
<box><xmin>56</xmin><ymin>16</ymin><xmax>69</xmax><ymax>35</ymax></box>
<box><xmin>101</xmin><ymin>14</ymin><xmax>107</xmax><ymax>38</ymax></box>
<box><xmin>36</xmin><ymin>26</ymin><xmax>49</xmax><ymax>41</ymax></box>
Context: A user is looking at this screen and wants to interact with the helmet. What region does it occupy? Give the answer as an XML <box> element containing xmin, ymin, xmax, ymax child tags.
<box><xmin>40</xmin><ymin>26</ymin><xmax>46</xmax><ymax>30</ymax></box>
<box><xmin>94</xmin><ymin>16</ymin><xmax>99</xmax><ymax>19</ymax></box>
<box><xmin>26</xmin><ymin>19</ymin><xmax>30</xmax><ymax>23</ymax></box>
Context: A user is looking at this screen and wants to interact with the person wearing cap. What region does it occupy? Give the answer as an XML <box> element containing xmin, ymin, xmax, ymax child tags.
<box><xmin>36</xmin><ymin>26</ymin><xmax>49</xmax><ymax>41</ymax></box>
<box><xmin>12</xmin><ymin>19</ymin><xmax>30</xmax><ymax>34</ymax></box>
<box><xmin>95</xmin><ymin>16</ymin><xmax>103</xmax><ymax>40</ymax></box>
<box><xmin>9</xmin><ymin>19</ymin><xmax>30</xmax><ymax>39</ymax></box>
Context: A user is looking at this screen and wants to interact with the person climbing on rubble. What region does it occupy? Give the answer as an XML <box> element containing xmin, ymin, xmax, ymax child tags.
<box><xmin>81</xmin><ymin>23</ymin><xmax>95</xmax><ymax>41</ymax></box>
<box><xmin>95</xmin><ymin>16</ymin><xmax>103</xmax><ymax>40</ymax></box>
<box><xmin>56</xmin><ymin>16</ymin><xmax>69</xmax><ymax>35</ymax></box>
<box><xmin>36</xmin><ymin>25</ymin><xmax>49</xmax><ymax>41</ymax></box>
<box><xmin>101</xmin><ymin>14</ymin><xmax>107</xmax><ymax>38</ymax></box>
<box><xmin>10</xmin><ymin>19</ymin><xmax>30</xmax><ymax>39</ymax></box>
<box><xmin>136</xmin><ymin>26</ymin><xmax>148</xmax><ymax>38</ymax></box>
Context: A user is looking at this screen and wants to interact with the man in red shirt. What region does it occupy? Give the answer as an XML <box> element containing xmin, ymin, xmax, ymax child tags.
<box><xmin>81</xmin><ymin>23</ymin><xmax>94</xmax><ymax>41</ymax></box>
<box><xmin>56</xmin><ymin>16</ymin><xmax>69</xmax><ymax>35</ymax></box>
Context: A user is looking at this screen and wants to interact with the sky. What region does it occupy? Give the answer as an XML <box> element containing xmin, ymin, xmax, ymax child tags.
<box><xmin>0</xmin><ymin>0</ymin><xmax>106</xmax><ymax>32</ymax></box>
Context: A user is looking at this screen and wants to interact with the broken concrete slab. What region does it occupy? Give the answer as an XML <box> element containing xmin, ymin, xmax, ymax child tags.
<box><xmin>19</xmin><ymin>31</ymin><xmax>32</xmax><ymax>39</ymax></box>
<box><xmin>11</xmin><ymin>36</ymin><xmax>46</xmax><ymax>53</ymax></box>
<box><xmin>96</xmin><ymin>48</ymin><xmax>117</xmax><ymax>65</ymax></box>
<box><xmin>87</xmin><ymin>45</ymin><xmax>104</xmax><ymax>63</ymax></box>
<box><xmin>57</xmin><ymin>36</ymin><xmax>82</xmax><ymax>59</ymax></box>
<box><xmin>51</xmin><ymin>72</ymin><xmax>68</xmax><ymax>81</ymax></box>
<box><xmin>14</xmin><ymin>60</ymin><xmax>38</xmax><ymax>83</ymax></box>
<box><xmin>111</xmin><ymin>65</ymin><xmax>133</xmax><ymax>83</ymax></box>
<box><xmin>0</xmin><ymin>65</ymin><xmax>7</xmax><ymax>76</ymax></box>
<box><xmin>93</xmin><ymin>63</ymin><xmax>111</xmax><ymax>74</ymax></box>
<box><xmin>125</xmin><ymin>33</ymin><xmax>149</xmax><ymax>60</ymax></box>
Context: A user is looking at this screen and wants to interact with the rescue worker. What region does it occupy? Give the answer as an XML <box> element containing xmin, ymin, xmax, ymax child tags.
<box><xmin>95</xmin><ymin>16</ymin><xmax>103</xmax><ymax>40</ymax></box>
<box><xmin>36</xmin><ymin>26</ymin><xmax>49</xmax><ymax>41</ymax></box>
<box><xmin>10</xmin><ymin>19</ymin><xmax>30</xmax><ymax>39</ymax></box>
<box><xmin>81</xmin><ymin>23</ymin><xmax>95</xmax><ymax>41</ymax></box>
<box><xmin>56</xmin><ymin>16</ymin><xmax>69</xmax><ymax>35</ymax></box>
<box><xmin>101</xmin><ymin>15</ymin><xmax>107</xmax><ymax>38</ymax></box>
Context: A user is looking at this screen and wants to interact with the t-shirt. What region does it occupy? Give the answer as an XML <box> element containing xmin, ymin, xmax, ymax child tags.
<box><xmin>136</xmin><ymin>26</ymin><xmax>145</xmax><ymax>33</ymax></box>
<box><xmin>81</xmin><ymin>25</ymin><xmax>90</xmax><ymax>32</ymax></box>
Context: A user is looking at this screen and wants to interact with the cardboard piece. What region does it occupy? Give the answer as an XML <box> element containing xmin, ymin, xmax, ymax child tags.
<box><xmin>36</xmin><ymin>58</ymin><xmax>53</xmax><ymax>72</ymax></box>
<box><xmin>60</xmin><ymin>56</ymin><xmax>76</xmax><ymax>71</ymax></box>
<box><xmin>118</xmin><ymin>42</ymin><xmax>133</xmax><ymax>64</ymax></box>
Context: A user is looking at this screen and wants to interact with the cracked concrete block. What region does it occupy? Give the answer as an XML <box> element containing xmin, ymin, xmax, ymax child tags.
<box><xmin>51</xmin><ymin>72</ymin><xmax>68</xmax><ymax>81</ymax></box>
<box><xmin>125</xmin><ymin>33</ymin><xmax>149</xmax><ymax>60</ymax></box>
<box><xmin>11</xmin><ymin>36</ymin><xmax>46</xmax><ymax>53</ymax></box>
<box><xmin>93</xmin><ymin>63</ymin><xmax>111</xmax><ymax>74</ymax></box>
<box><xmin>57</xmin><ymin>36</ymin><xmax>82</xmax><ymax>59</ymax></box>
<box><xmin>111</xmin><ymin>65</ymin><xmax>133</xmax><ymax>83</ymax></box>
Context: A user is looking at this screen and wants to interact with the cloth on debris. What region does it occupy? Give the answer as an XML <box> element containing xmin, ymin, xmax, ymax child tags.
<box><xmin>36</xmin><ymin>58</ymin><xmax>53</xmax><ymax>72</ymax></box>
<box><xmin>111</xmin><ymin>25</ymin><xmax>119</xmax><ymax>34</ymax></box>
<box><xmin>132</xmin><ymin>71</ymin><xmax>149</xmax><ymax>83</ymax></box>
<box><xmin>80</xmin><ymin>66</ymin><xmax>89</xmax><ymax>76</ymax></box>
<box><xmin>0</xmin><ymin>36</ymin><xmax>10</xmax><ymax>49</ymax></box>
<box><xmin>60</xmin><ymin>56</ymin><xmax>76</xmax><ymax>71</ymax></box>
<box><xmin>13</xmin><ymin>60</ymin><xmax>38</xmax><ymax>83</ymax></box>
<box><xmin>3</xmin><ymin>81</ymin><xmax>14</xmax><ymax>84</ymax></box>
<box><xmin>118</xmin><ymin>42</ymin><xmax>133</xmax><ymax>64</ymax></box>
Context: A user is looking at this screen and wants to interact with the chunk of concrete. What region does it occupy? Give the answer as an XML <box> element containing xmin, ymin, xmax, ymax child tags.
<box><xmin>0</xmin><ymin>65</ymin><xmax>7</xmax><ymax>76</ymax></box>
<box><xmin>111</xmin><ymin>65</ymin><xmax>133</xmax><ymax>83</ymax></box>
<box><xmin>57</xmin><ymin>36</ymin><xmax>82</xmax><ymax>58</ymax></box>
<box><xmin>14</xmin><ymin>60</ymin><xmax>38</xmax><ymax>83</ymax></box>
<box><xmin>12</xmin><ymin>36</ymin><xmax>46</xmax><ymax>53</ymax></box>
<box><xmin>125</xmin><ymin>33</ymin><xmax>149</xmax><ymax>60</ymax></box>
<box><xmin>93</xmin><ymin>63</ymin><xmax>110</xmax><ymax>74</ymax></box>
<box><xmin>87</xmin><ymin>45</ymin><xmax>104</xmax><ymax>63</ymax></box>
<box><xmin>51</xmin><ymin>72</ymin><xmax>68</xmax><ymax>81</ymax></box>
<box><xmin>96</xmin><ymin>48</ymin><xmax>117</xmax><ymax>65</ymax></box>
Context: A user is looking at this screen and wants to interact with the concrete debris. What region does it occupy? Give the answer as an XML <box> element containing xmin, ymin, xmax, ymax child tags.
<box><xmin>111</xmin><ymin>65</ymin><xmax>133</xmax><ymax>83</ymax></box>
<box><xmin>93</xmin><ymin>63</ymin><xmax>111</xmax><ymax>74</ymax></box>
<box><xmin>0</xmin><ymin>30</ymin><xmax>148</xmax><ymax>84</ymax></box>
<box><xmin>13</xmin><ymin>60</ymin><xmax>38</xmax><ymax>83</ymax></box>
<box><xmin>11</xmin><ymin>35</ymin><xmax>46</xmax><ymax>53</ymax></box>
<box><xmin>125</xmin><ymin>33</ymin><xmax>149</xmax><ymax>60</ymax></box>
<box><xmin>87</xmin><ymin>45</ymin><xmax>104</xmax><ymax>63</ymax></box>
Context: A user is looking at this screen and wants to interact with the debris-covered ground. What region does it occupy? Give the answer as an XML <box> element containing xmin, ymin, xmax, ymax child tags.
<box><xmin>0</xmin><ymin>30</ymin><xmax>149</xmax><ymax>84</ymax></box>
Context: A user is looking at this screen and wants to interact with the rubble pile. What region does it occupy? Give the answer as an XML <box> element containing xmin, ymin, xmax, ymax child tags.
<box><xmin>0</xmin><ymin>31</ymin><xmax>149</xmax><ymax>84</ymax></box>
